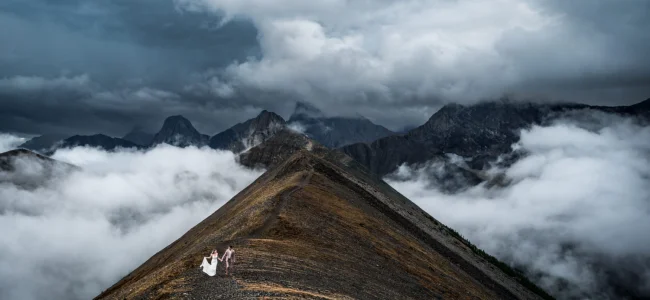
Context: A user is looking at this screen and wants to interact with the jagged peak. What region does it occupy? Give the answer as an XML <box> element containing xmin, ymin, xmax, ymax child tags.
<box><xmin>291</xmin><ymin>101</ymin><xmax>325</xmax><ymax>119</ymax></box>
<box><xmin>255</xmin><ymin>110</ymin><xmax>285</xmax><ymax>122</ymax></box>
<box><xmin>162</xmin><ymin>115</ymin><xmax>193</xmax><ymax>126</ymax></box>
<box><xmin>426</xmin><ymin>103</ymin><xmax>465</xmax><ymax>122</ymax></box>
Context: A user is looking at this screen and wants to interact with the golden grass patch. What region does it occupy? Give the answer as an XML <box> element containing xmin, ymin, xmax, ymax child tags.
<box><xmin>241</xmin><ymin>282</ymin><xmax>355</xmax><ymax>300</ymax></box>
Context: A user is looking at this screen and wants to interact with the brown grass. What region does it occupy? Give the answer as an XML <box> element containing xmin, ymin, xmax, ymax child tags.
<box><xmin>97</xmin><ymin>153</ymin><xmax>521</xmax><ymax>300</ymax></box>
<box><xmin>240</xmin><ymin>282</ymin><xmax>355</xmax><ymax>300</ymax></box>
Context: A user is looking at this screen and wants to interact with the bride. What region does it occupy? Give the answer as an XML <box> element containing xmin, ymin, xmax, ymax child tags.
<box><xmin>199</xmin><ymin>250</ymin><xmax>221</xmax><ymax>276</ymax></box>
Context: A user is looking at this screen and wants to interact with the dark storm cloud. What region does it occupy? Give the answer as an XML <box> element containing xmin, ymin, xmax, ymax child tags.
<box><xmin>1</xmin><ymin>0</ymin><xmax>650</xmax><ymax>134</ymax></box>
<box><xmin>499</xmin><ymin>0</ymin><xmax>650</xmax><ymax>104</ymax></box>
<box><xmin>0</xmin><ymin>0</ymin><xmax>261</xmax><ymax>136</ymax></box>
<box><xmin>176</xmin><ymin>0</ymin><xmax>650</xmax><ymax>128</ymax></box>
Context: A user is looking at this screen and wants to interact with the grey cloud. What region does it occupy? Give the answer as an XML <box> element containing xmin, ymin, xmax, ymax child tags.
<box><xmin>2</xmin><ymin>0</ymin><xmax>650</xmax><ymax>137</ymax></box>
<box><xmin>176</xmin><ymin>0</ymin><xmax>650</xmax><ymax>125</ymax></box>
<box><xmin>0</xmin><ymin>0</ymin><xmax>261</xmax><ymax>136</ymax></box>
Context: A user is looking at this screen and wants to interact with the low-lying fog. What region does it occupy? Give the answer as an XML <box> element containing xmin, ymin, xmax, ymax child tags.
<box><xmin>387</xmin><ymin>111</ymin><xmax>650</xmax><ymax>299</ymax></box>
<box><xmin>1</xmin><ymin>110</ymin><xmax>648</xmax><ymax>299</ymax></box>
<box><xmin>0</xmin><ymin>144</ymin><xmax>261</xmax><ymax>300</ymax></box>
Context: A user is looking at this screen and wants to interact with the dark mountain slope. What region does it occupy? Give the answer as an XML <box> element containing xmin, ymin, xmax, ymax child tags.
<box><xmin>122</xmin><ymin>127</ymin><xmax>154</xmax><ymax>146</ymax></box>
<box><xmin>209</xmin><ymin>110</ymin><xmax>286</xmax><ymax>152</ymax></box>
<box><xmin>151</xmin><ymin>115</ymin><xmax>207</xmax><ymax>147</ymax></box>
<box><xmin>95</xmin><ymin>136</ymin><xmax>550</xmax><ymax>300</ymax></box>
<box><xmin>342</xmin><ymin>99</ymin><xmax>650</xmax><ymax>177</ymax></box>
<box><xmin>289</xmin><ymin>102</ymin><xmax>394</xmax><ymax>148</ymax></box>
<box><xmin>55</xmin><ymin>134</ymin><xmax>141</xmax><ymax>152</ymax></box>
<box><xmin>18</xmin><ymin>133</ymin><xmax>69</xmax><ymax>154</ymax></box>
<box><xmin>0</xmin><ymin>149</ymin><xmax>77</xmax><ymax>188</ymax></box>
<box><xmin>0</xmin><ymin>149</ymin><xmax>63</xmax><ymax>171</ymax></box>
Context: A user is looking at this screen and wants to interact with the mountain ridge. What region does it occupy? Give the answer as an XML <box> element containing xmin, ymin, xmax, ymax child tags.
<box><xmin>55</xmin><ymin>134</ymin><xmax>142</xmax><ymax>153</ymax></box>
<box><xmin>95</xmin><ymin>133</ymin><xmax>551</xmax><ymax>300</ymax></box>
<box><xmin>288</xmin><ymin>101</ymin><xmax>395</xmax><ymax>148</ymax></box>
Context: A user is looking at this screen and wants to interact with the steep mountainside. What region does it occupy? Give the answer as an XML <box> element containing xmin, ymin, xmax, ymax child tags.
<box><xmin>209</xmin><ymin>110</ymin><xmax>286</xmax><ymax>152</ymax></box>
<box><xmin>238</xmin><ymin>129</ymin><xmax>329</xmax><ymax>169</ymax></box>
<box><xmin>122</xmin><ymin>128</ymin><xmax>154</xmax><ymax>146</ymax></box>
<box><xmin>95</xmin><ymin>135</ymin><xmax>551</xmax><ymax>300</ymax></box>
<box><xmin>289</xmin><ymin>102</ymin><xmax>394</xmax><ymax>148</ymax></box>
<box><xmin>54</xmin><ymin>134</ymin><xmax>141</xmax><ymax>153</ymax></box>
<box><xmin>342</xmin><ymin>99</ymin><xmax>650</xmax><ymax>176</ymax></box>
<box><xmin>151</xmin><ymin>115</ymin><xmax>208</xmax><ymax>147</ymax></box>
<box><xmin>18</xmin><ymin>133</ymin><xmax>69</xmax><ymax>154</ymax></box>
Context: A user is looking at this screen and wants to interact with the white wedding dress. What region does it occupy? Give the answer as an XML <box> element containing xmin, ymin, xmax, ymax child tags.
<box><xmin>200</xmin><ymin>255</ymin><xmax>218</xmax><ymax>276</ymax></box>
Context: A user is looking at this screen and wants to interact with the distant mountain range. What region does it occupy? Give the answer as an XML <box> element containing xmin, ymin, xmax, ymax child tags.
<box><xmin>288</xmin><ymin>102</ymin><xmax>394</xmax><ymax>148</ymax></box>
<box><xmin>341</xmin><ymin>98</ymin><xmax>650</xmax><ymax>177</ymax></box>
<box><xmin>18</xmin><ymin>102</ymin><xmax>397</xmax><ymax>155</ymax></box>
<box><xmin>54</xmin><ymin>134</ymin><xmax>143</xmax><ymax>154</ymax></box>
<box><xmin>16</xmin><ymin>98</ymin><xmax>650</xmax><ymax>188</ymax></box>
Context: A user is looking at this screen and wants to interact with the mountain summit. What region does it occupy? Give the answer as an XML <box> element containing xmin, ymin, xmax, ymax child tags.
<box><xmin>209</xmin><ymin>110</ymin><xmax>286</xmax><ymax>152</ymax></box>
<box><xmin>151</xmin><ymin>115</ymin><xmax>207</xmax><ymax>147</ymax></box>
<box><xmin>288</xmin><ymin>101</ymin><xmax>394</xmax><ymax>148</ymax></box>
<box><xmin>95</xmin><ymin>135</ymin><xmax>550</xmax><ymax>300</ymax></box>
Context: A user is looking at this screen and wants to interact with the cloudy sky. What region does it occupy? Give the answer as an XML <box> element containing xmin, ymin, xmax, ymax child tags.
<box><xmin>1</xmin><ymin>0</ymin><xmax>649</xmax><ymax>135</ymax></box>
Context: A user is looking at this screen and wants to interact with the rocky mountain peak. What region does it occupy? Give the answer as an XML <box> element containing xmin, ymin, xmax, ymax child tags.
<box><xmin>250</xmin><ymin>110</ymin><xmax>285</xmax><ymax>131</ymax></box>
<box><xmin>151</xmin><ymin>115</ymin><xmax>206</xmax><ymax>147</ymax></box>
<box><xmin>161</xmin><ymin>115</ymin><xmax>194</xmax><ymax>131</ymax></box>
<box><xmin>209</xmin><ymin>110</ymin><xmax>287</xmax><ymax>152</ymax></box>
<box><xmin>290</xmin><ymin>101</ymin><xmax>325</xmax><ymax>120</ymax></box>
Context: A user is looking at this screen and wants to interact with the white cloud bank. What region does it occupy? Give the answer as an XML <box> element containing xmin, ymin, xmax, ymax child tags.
<box><xmin>387</xmin><ymin>112</ymin><xmax>650</xmax><ymax>299</ymax></box>
<box><xmin>0</xmin><ymin>143</ymin><xmax>262</xmax><ymax>300</ymax></box>
<box><xmin>0</xmin><ymin>134</ymin><xmax>26</xmax><ymax>152</ymax></box>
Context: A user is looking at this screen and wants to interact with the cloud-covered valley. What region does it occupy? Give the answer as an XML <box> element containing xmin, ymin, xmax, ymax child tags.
<box><xmin>387</xmin><ymin>112</ymin><xmax>650</xmax><ymax>299</ymax></box>
<box><xmin>0</xmin><ymin>144</ymin><xmax>262</xmax><ymax>300</ymax></box>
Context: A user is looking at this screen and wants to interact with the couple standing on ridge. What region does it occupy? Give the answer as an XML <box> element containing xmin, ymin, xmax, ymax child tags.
<box><xmin>199</xmin><ymin>245</ymin><xmax>235</xmax><ymax>277</ymax></box>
